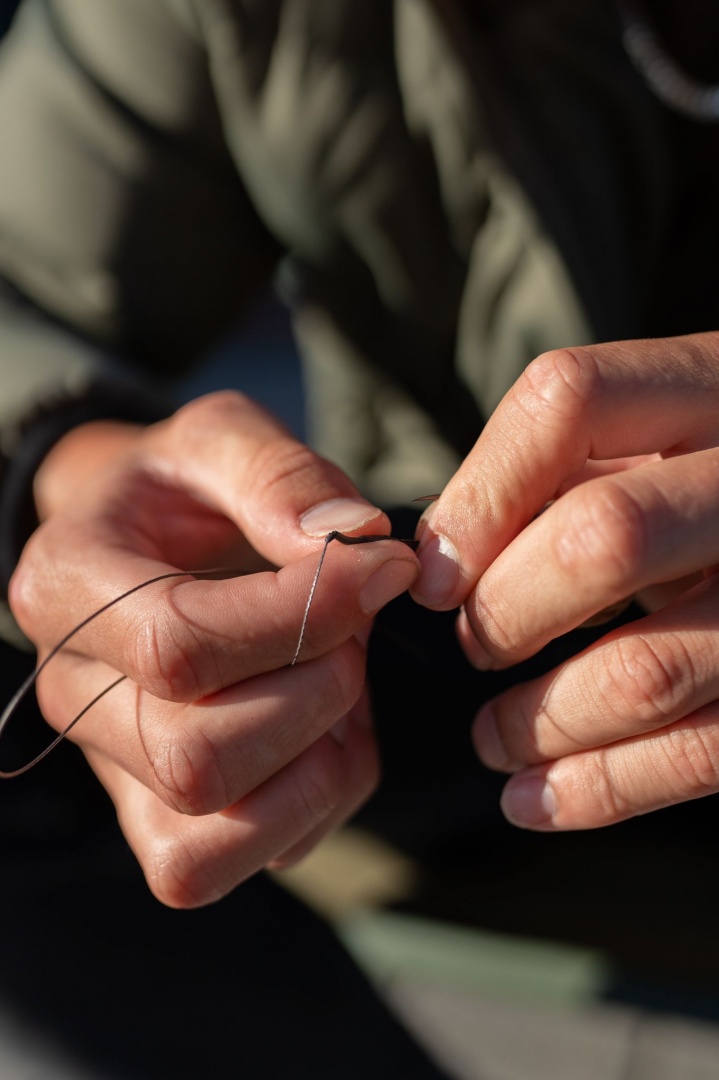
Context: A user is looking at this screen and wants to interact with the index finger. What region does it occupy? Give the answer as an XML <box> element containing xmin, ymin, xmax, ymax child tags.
<box><xmin>412</xmin><ymin>333</ymin><xmax>719</xmax><ymax>609</ymax></box>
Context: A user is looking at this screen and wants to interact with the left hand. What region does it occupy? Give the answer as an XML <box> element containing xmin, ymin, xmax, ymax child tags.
<box><xmin>10</xmin><ymin>393</ymin><xmax>418</xmax><ymax>906</ymax></box>
<box><xmin>411</xmin><ymin>332</ymin><xmax>719</xmax><ymax>830</ymax></box>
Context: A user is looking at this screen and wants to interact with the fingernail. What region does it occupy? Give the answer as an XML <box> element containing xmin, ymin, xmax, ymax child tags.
<box><xmin>472</xmin><ymin>706</ymin><xmax>517</xmax><ymax>771</ymax></box>
<box><xmin>501</xmin><ymin>772</ymin><xmax>557</xmax><ymax>828</ymax></box>
<box><xmin>300</xmin><ymin>498</ymin><xmax>382</xmax><ymax>537</ymax></box>
<box><xmin>359</xmin><ymin>557</ymin><xmax>419</xmax><ymax>614</ymax></box>
<box><xmin>413</xmin><ymin>532</ymin><xmax>460</xmax><ymax>605</ymax></box>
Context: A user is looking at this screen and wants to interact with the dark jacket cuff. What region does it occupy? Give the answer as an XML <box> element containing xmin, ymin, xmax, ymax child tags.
<box><xmin>0</xmin><ymin>382</ymin><xmax>172</xmax><ymax>598</ymax></box>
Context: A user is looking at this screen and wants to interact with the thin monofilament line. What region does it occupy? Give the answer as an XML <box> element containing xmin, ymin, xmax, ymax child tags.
<box><xmin>291</xmin><ymin>535</ymin><xmax>333</xmax><ymax>666</ymax></box>
<box><xmin>0</xmin><ymin>567</ymin><xmax>244</xmax><ymax>778</ymax></box>
<box><xmin>291</xmin><ymin>531</ymin><xmax>419</xmax><ymax>666</ymax></box>
<box><xmin>0</xmin><ymin>532</ymin><xmax>420</xmax><ymax>777</ymax></box>
<box><xmin>0</xmin><ymin>674</ymin><xmax>127</xmax><ymax>778</ymax></box>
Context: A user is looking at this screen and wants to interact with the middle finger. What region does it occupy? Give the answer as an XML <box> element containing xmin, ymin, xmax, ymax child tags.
<box><xmin>37</xmin><ymin>637</ymin><xmax>367</xmax><ymax>815</ymax></box>
<box><xmin>463</xmin><ymin>447</ymin><xmax>719</xmax><ymax>669</ymax></box>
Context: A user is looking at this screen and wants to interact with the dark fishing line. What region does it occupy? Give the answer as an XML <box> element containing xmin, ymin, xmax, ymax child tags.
<box><xmin>0</xmin><ymin>567</ymin><xmax>244</xmax><ymax>778</ymax></box>
<box><xmin>291</xmin><ymin>531</ymin><xmax>419</xmax><ymax>665</ymax></box>
<box><xmin>0</xmin><ymin>532</ymin><xmax>420</xmax><ymax>778</ymax></box>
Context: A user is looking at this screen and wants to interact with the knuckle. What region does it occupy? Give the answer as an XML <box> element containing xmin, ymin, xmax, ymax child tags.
<box><xmin>35</xmin><ymin>678</ymin><xmax>67</xmax><ymax>734</ymax></box>
<box><xmin>521</xmin><ymin>697</ymin><xmax>572</xmax><ymax>760</ymax></box>
<box><xmin>659</xmin><ymin>725</ymin><xmax>719</xmax><ymax>797</ymax></box>
<box><xmin>246</xmin><ymin>439</ymin><xmax>326</xmax><ymax>506</ymax></box>
<box><xmin>7</xmin><ymin>570</ymin><xmax>31</xmax><ymax>635</ymax></box>
<box><xmin>602</xmin><ymin>635</ymin><xmax>693</xmax><ymax>723</ymax></box>
<box><xmin>554</xmin><ymin>481</ymin><xmax>648</xmax><ymax>592</ymax></box>
<box><xmin>8</xmin><ymin>537</ymin><xmax>47</xmax><ymax>637</ymax></box>
<box><xmin>130</xmin><ymin>606</ymin><xmax>204</xmax><ymax>703</ymax></box>
<box><xmin>150</xmin><ymin>726</ymin><xmax>230</xmax><ymax>816</ymax></box>
<box><xmin>517</xmin><ymin>347</ymin><xmax>599</xmax><ymax>426</ymax></box>
<box><xmin>143</xmin><ymin>833</ymin><xmax>228</xmax><ymax>910</ymax></box>
<box><xmin>572</xmin><ymin>749</ymin><xmax>640</xmax><ymax>826</ymax></box>
<box><xmin>173</xmin><ymin>389</ymin><xmax>254</xmax><ymax>429</ymax></box>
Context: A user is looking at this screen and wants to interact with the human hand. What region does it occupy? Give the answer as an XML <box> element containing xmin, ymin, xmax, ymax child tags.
<box><xmin>9</xmin><ymin>391</ymin><xmax>418</xmax><ymax>905</ymax></box>
<box><xmin>411</xmin><ymin>334</ymin><xmax>719</xmax><ymax>830</ymax></box>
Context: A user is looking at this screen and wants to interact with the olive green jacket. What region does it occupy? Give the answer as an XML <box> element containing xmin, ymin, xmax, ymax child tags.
<box><xmin>0</xmin><ymin>0</ymin><xmax>695</xmax><ymax>643</ymax></box>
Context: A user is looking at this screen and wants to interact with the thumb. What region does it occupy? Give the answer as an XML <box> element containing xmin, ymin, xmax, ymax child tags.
<box><xmin>148</xmin><ymin>391</ymin><xmax>389</xmax><ymax>563</ymax></box>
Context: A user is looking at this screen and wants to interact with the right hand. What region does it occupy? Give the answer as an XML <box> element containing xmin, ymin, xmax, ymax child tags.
<box><xmin>411</xmin><ymin>334</ymin><xmax>719</xmax><ymax>832</ymax></box>
<box><xmin>9</xmin><ymin>391</ymin><xmax>419</xmax><ymax>907</ymax></box>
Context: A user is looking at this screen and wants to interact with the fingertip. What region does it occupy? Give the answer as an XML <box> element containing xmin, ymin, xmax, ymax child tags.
<box><xmin>6</xmin><ymin>562</ymin><xmax>30</xmax><ymax>629</ymax></box>
<box><xmin>500</xmin><ymin>771</ymin><xmax>558</xmax><ymax>829</ymax></box>
<box><xmin>359</xmin><ymin>555</ymin><xmax>419</xmax><ymax>614</ymax></box>
<box><xmin>472</xmin><ymin>703</ymin><xmax>518</xmax><ymax>772</ymax></box>
<box><xmin>411</xmin><ymin>530</ymin><xmax>461</xmax><ymax>608</ymax></box>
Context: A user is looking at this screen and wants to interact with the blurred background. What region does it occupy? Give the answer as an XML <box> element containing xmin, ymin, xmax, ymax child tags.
<box><xmin>0</xmin><ymin>0</ymin><xmax>14</xmax><ymax>36</ymax></box>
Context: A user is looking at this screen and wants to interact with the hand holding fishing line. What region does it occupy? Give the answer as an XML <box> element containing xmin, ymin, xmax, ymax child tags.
<box><xmin>4</xmin><ymin>391</ymin><xmax>419</xmax><ymax>907</ymax></box>
<box><xmin>413</xmin><ymin>333</ymin><xmax>719</xmax><ymax>831</ymax></box>
<box><xmin>11</xmin><ymin>333</ymin><xmax>719</xmax><ymax>900</ymax></box>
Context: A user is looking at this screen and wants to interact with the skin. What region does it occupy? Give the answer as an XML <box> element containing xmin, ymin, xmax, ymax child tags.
<box><xmin>12</xmin><ymin>332</ymin><xmax>719</xmax><ymax>898</ymax></box>
<box><xmin>9</xmin><ymin>391</ymin><xmax>419</xmax><ymax>908</ymax></box>
<box><xmin>412</xmin><ymin>332</ymin><xmax>719</xmax><ymax>831</ymax></box>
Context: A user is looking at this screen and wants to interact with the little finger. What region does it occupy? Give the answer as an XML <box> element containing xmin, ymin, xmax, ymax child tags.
<box><xmin>86</xmin><ymin>720</ymin><xmax>378</xmax><ymax>908</ymax></box>
<box><xmin>498</xmin><ymin>700</ymin><xmax>719</xmax><ymax>831</ymax></box>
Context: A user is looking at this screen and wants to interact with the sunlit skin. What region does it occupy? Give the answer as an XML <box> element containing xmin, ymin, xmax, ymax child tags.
<box><xmin>8</xmin><ymin>327</ymin><xmax>719</xmax><ymax>904</ymax></box>
<box><xmin>412</xmin><ymin>334</ymin><xmax>719</xmax><ymax>832</ymax></box>
<box><xmin>8</xmin><ymin>394</ymin><xmax>419</xmax><ymax>908</ymax></box>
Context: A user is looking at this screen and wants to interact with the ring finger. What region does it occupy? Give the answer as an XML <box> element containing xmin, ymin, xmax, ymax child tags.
<box><xmin>472</xmin><ymin>574</ymin><xmax>719</xmax><ymax>772</ymax></box>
